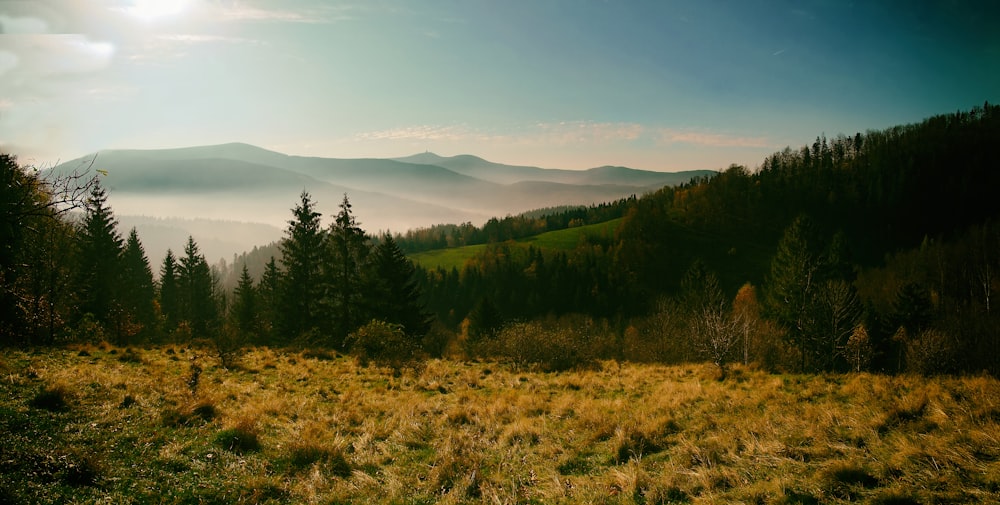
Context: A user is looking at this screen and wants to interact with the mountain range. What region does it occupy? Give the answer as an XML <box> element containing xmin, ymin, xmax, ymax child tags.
<box><xmin>53</xmin><ymin>143</ymin><xmax>713</xmax><ymax>265</ymax></box>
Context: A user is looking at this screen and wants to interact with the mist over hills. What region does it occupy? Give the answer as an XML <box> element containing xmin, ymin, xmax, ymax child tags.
<box><xmin>54</xmin><ymin>143</ymin><xmax>712</xmax><ymax>265</ymax></box>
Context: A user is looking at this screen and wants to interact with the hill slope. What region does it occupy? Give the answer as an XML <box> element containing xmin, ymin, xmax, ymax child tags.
<box><xmin>53</xmin><ymin>145</ymin><xmax>704</xmax><ymax>263</ymax></box>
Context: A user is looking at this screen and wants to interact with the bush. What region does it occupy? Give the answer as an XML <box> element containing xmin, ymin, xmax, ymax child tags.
<box><xmin>345</xmin><ymin>320</ymin><xmax>422</xmax><ymax>372</ymax></box>
<box><xmin>476</xmin><ymin>315</ymin><xmax>610</xmax><ymax>371</ymax></box>
<box><xmin>906</xmin><ymin>328</ymin><xmax>961</xmax><ymax>375</ymax></box>
<box><xmin>212</xmin><ymin>324</ymin><xmax>245</xmax><ymax>369</ymax></box>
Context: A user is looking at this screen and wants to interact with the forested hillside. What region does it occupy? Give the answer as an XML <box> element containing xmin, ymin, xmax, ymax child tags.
<box><xmin>413</xmin><ymin>103</ymin><xmax>1000</xmax><ymax>374</ymax></box>
<box><xmin>2</xmin><ymin>103</ymin><xmax>998</xmax><ymax>375</ymax></box>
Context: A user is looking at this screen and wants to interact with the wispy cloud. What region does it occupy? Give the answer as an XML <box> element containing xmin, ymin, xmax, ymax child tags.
<box><xmin>126</xmin><ymin>33</ymin><xmax>261</xmax><ymax>62</ymax></box>
<box><xmin>657</xmin><ymin>128</ymin><xmax>773</xmax><ymax>148</ymax></box>
<box><xmin>0</xmin><ymin>34</ymin><xmax>115</xmax><ymax>77</ymax></box>
<box><xmin>155</xmin><ymin>34</ymin><xmax>260</xmax><ymax>45</ymax></box>
<box><xmin>0</xmin><ymin>14</ymin><xmax>50</xmax><ymax>34</ymax></box>
<box><xmin>216</xmin><ymin>3</ymin><xmax>353</xmax><ymax>24</ymax></box>
<box><xmin>351</xmin><ymin>121</ymin><xmax>774</xmax><ymax>150</ymax></box>
<box><xmin>534</xmin><ymin>121</ymin><xmax>644</xmax><ymax>145</ymax></box>
<box><xmin>353</xmin><ymin>125</ymin><xmax>497</xmax><ymax>142</ymax></box>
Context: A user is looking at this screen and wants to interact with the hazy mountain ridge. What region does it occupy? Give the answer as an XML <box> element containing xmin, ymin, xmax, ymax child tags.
<box><xmin>53</xmin><ymin>143</ymin><xmax>711</xmax><ymax>264</ymax></box>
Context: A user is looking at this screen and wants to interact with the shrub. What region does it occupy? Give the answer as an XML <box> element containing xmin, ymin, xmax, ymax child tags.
<box><xmin>212</xmin><ymin>324</ymin><xmax>245</xmax><ymax>369</ymax></box>
<box><xmin>345</xmin><ymin>320</ymin><xmax>422</xmax><ymax>372</ymax></box>
<box><xmin>906</xmin><ymin>328</ymin><xmax>961</xmax><ymax>375</ymax></box>
<box><xmin>477</xmin><ymin>316</ymin><xmax>610</xmax><ymax>371</ymax></box>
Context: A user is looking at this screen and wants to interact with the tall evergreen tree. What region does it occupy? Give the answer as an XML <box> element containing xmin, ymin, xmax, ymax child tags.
<box><xmin>177</xmin><ymin>236</ymin><xmax>217</xmax><ymax>340</ymax></box>
<box><xmin>326</xmin><ymin>194</ymin><xmax>371</xmax><ymax>348</ymax></box>
<box><xmin>764</xmin><ymin>215</ymin><xmax>860</xmax><ymax>371</ymax></box>
<box><xmin>119</xmin><ymin>228</ymin><xmax>156</xmax><ymax>342</ymax></box>
<box><xmin>258</xmin><ymin>256</ymin><xmax>281</xmax><ymax>344</ymax></box>
<box><xmin>74</xmin><ymin>179</ymin><xmax>123</xmax><ymax>333</ymax></box>
<box><xmin>231</xmin><ymin>263</ymin><xmax>258</xmax><ymax>341</ymax></box>
<box><xmin>370</xmin><ymin>234</ymin><xmax>432</xmax><ymax>340</ymax></box>
<box><xmin>278</xmin><ymin>191</ymin><xmax>325</xmax><ymax>342</ymax></box>
<box><xmin>765</xmin><ymin>215</ymin><xmax>824</xmax><ymax>371</ymax></box>
<box><xmin>159</xmin><ymin>249</ymin><xmax>179</xmax><ymax>334</ymax></box>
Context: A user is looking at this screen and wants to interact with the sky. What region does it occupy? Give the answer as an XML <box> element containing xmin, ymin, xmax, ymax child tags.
<box><xmin>1</xmin><ymin>0</ymin><xmax>998</xmax><ymax>172</ymax></box>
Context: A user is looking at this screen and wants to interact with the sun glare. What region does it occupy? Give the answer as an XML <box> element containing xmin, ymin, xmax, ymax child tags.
<box><xmin>125</xmin><ymin>0</ymin><xmax>191</xmax><ymax>21</ymax></box>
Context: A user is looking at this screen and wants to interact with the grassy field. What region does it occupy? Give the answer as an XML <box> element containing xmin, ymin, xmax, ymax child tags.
<box><xmin>2</xmin><ymin>345</ymin><xmax>999</xmax><ymax>504</ymax></box>
<box><xmin>409</xmin><ymin>218</ymin><xmax>622</xmax><ymax>270</ymax></box>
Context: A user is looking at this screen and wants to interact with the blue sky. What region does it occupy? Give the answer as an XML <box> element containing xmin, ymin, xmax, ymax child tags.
<box><xmin>1</xmin><ymin>0</ymin><xmax>997</xmax><ymax>171</ymax></box>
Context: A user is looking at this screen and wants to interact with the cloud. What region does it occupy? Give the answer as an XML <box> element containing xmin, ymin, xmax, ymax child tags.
<box><xmin>352</xmin><ymin>121</ymin><xmax>648</xmax><ymax>146</ymax></box>
<box><xmin>657</xmin><ymin>128</ymin><xmax>773</xmax><ymax>148</ymax></box>
<box><xmin>124</xmin><ymin>33</ymin><xmax>261</xmax><ymax>62</ymax></box>
<box><xmin>534</xmin><ymin>121</ymin><xmax>645</xmax><ymax>145</ymax></box>
<box><xmin>0</xmin><ymin>15</ymin><xmax>50</xmax><ymax>34</ymax></box>
<box><xmin>353</xmin><ymin>125</ymin><xmax>477</xmax><ymax>142</ymax></box>
<box><xmin>155</xmin><ymin>34</ymin><xmax>260</xmax><ymax>45</ymax></box>
<box><xmin>350</xmin><ymin>122</ymin><xmax>777</xmax><ymax>163</ymax></box>
<box><xmin>0</xmin><ymin>34</ymin><xmax>115</xmax><ymax>78</ymax></box>
<box><xmin>215</xmin><ymin>3</ymin><xmax>350</xmax><ymax>24</ymax></box>
<box><xmin>0</xmin><ymin>51</ymin><xmax>18</xmax><ymax>75</ymax></box>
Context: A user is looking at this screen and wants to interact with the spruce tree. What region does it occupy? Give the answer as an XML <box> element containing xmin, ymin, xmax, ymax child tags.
<box><xmin>765</xmin><ymin>214</ymin><xmax>860</xmax><ymax>371</ymax></box>
<box><xmin>258</xmin><ymin>256</ymin><xmax>281</xmax><ymax>344</ymax></box>
<box><xmin>159</xmin><ymin>249</ymin><xmax>179</xmax><ymax>334</ymax></box>
<box><xmin>326</xmin><ymin>194</ymin><xmax>370</xmax><ymax>348</ymax></box>
<box><xmin>278</xmin><ymin>192</ymin><xmax>325</xmax><ymax>341</ymax></box>
<box><xmin>177</xmin><ymin>236</ymin><xmax>217</xmax><ymax>340</ymax></box>
<box><xmin>231</xmin><ymin>263</ymin><xmax>258</xmax><ymax>340</ymax></box>
<box><xmin>119</xmin><ymin>228</ymin><xmax>156</xmax><ymax>341</ymax></box>
<box><xmin>75</xmin><ymin>179</ymin><xmax>123</xmax><ymax>333</ymax></box>
<box><xmin>370</xmin><ymin>234</ymin><xmax>432</xmax><ymax>341</ymax></box>
<box><xmin>765</xmin><ymin>215</ymin><xmax>824</xmax><ymax>372</ymax></box>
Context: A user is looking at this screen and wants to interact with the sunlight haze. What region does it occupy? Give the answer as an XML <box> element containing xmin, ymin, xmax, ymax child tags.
<box><xmin>1</xmin><ymin>0</ymin><xmax>996</xmax><ymax>171</ymax></box>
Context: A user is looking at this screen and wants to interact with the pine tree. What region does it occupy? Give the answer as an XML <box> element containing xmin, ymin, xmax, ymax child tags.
<box><xmin>467</xmin><ymin>296</ymin><xmax>502</xmax><ymax>341</ymax></box>
<box><xmin>765</xmin><ymin>215</ymin><xmax>824</xmax><ymax>372</ymax></box>
<box><xmin>764</xmin><ymin>214</ymin><xmax>860</xmax><ymax>371</ymax></box>
<box><xmin>119</xmin><ymin>228</ymin><xmax>156</xmax><ymax>342</ymax></box>
<box><xmin>159</xmin><ymin>249</ymin><xmax>179</xmax><ymax>334</ymax></box>
<box><xmin>257</xmin><ymin>256</ymin><xmax>281</xmax><ymax>344</ymax></box>
<box><xmin>231</xmin><ymin>263</ymin><xmax>257</xmax><ymax>340</ymax></box>
<box><xmin>278</xmin><ymin>191</ymin><xmax>325</xmax><ymax>341</ymax></box>
<box><xmin>370</xmin><ymin>234</ymin><xmax>432</xmax><ymax>341</ymax></box>
<box><xmin>75</xmin><ymin>179</ymin><xmax>123</xmax><ymax>334</ymax></box>
<box><xmin>326</xmin><ymin>194</ymin><xmax>370</xmax><ymax>348</ymax></box>
<box><xmin>177</xmin><ymin>236</ymin><xmax>217</xmax><ymax>340</ymax></box>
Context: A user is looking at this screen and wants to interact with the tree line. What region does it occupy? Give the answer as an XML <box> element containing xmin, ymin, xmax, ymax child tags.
<box><xmin>393</xmin><ymin>199</ymin><xmax>633</xmax><ymax>254</ymax></box>
<box><xmin>413</xmin><ymin>103</ymin><xmax>1000</xmax><ymax>375</ymax></box>
<box><xmin>3</xmin><ymin>102</ymin><xmax>998</xmax><ymax>375</ymax></box>
<box><xmin>1</xmin><ymin>162</ymin><xmax>431</xmax><ymax>359</ymax></box>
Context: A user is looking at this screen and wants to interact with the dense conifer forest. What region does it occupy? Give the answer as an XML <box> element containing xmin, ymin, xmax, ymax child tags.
<box><xmin>2</xmin><ymin>103</ymin><xmax>998</xmax><ymax>375</ymax></box>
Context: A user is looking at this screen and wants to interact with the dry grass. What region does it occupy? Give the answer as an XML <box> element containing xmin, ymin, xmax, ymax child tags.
<box><xmin>0</xmin><ymin>346</ymin><xmax>998</xmax><ymax>504</ymax></box>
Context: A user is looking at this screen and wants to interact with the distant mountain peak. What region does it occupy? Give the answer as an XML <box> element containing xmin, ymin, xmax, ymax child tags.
<box><xmin>395</xmin><ymin>151</ymin><xmax>448</xmax><ymax>164</ymax></box>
